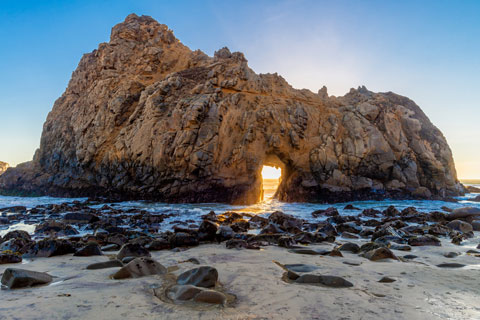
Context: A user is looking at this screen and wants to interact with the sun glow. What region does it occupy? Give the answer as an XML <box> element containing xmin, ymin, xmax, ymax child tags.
<box><xmin>261</xmin><ymin>165</ymin><xmax>281</xmax><ymax>180</ymax></box>
<box><xmin>261</xmin><ymin>165</ymin><xmax>281</xmax><ymax>200</ymax></box>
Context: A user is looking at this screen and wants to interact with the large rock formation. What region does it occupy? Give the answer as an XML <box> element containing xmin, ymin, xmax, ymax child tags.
<box><xmin>0</xmin><ymin>14</ymin><xmax>464</xmax><ymax>203</ymax></box>
<box><xmin>0</xmin><ymin>161</ymin><xmax>9</xmax><ymax>176</ymax></box>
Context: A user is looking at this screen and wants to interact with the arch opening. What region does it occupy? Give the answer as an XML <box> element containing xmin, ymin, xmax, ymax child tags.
<box><xmin>259</xmin><ymin>153</ymin><xmax>288</xmax><ymax>201</ymax></box>
<box><xmin>261</xmin><ymin>165</ymin><xmax>281</xmax><ymax>200</ymax></box>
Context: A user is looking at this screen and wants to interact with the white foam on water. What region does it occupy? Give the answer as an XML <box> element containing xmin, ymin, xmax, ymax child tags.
<box><xmin>1</xmin><ymin>184</ymin><xmax>479</xmax><ymax>233</ymax></box>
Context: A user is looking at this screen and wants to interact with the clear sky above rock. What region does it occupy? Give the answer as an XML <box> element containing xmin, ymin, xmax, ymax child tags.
<box><xmin>0</xmin><ymin>0</ymin><xmax>478</xmax><ymax>178</ymax></box>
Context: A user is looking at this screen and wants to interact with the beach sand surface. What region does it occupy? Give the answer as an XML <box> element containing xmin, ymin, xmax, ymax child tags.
<box><xmin>1</xmin><ymin>239</ymin><xmax>480</xmax><ymax>320</ymax></box>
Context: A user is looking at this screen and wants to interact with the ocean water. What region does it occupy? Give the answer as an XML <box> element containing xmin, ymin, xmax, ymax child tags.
<box><xmin>0</xmin><ymin>181</ymin><xmax>479</xmax><ymax>236</ymax></box>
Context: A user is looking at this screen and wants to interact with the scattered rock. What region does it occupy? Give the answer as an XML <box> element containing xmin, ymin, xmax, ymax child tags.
<box><xmin>268</xmin><ymin>211</ymin><xmax>302</xmax><ymax>233</ymax></box>
<box><xmin>341</xmin><ymin>232</ymin><xmax>359</xmax><ymax>239</ymax></box>
<box><xmin>1</xmin><ymin>268</ymin><xmax>52</xmax><ymax>289</ymax></box>
<box><xmin>167</xmin><ymin>284</ymin><xmax>204</xmax><ymax>301</ymax></box>
<box><xmin>35</xmin><ymin>221</ymin><xmax>78</xmax><ymax>236</ymax></box>
<box><xmin>24</xmin><ymin>239</ymin><xmax>76</xmax><ymax>257</ymax></box>
<box><xmin>284</xmin><ymin>264</ymin><xmax>319</xmax><ymax>273</ymax></box>
<box><xmin>74</xmin><ymin>243</ymin><xmax>103</xmax><ymax>256</ymax></box>
<box><xmin>225</xmin><ymin>239</ymin><xmax>259</xmax><ymax>250</ymax></box>
<box><xmin>471</xmin><ymin>221</ymin><xmax>480</xmax><ymax>231</ymax></box>
<box><xmin>337</xmin><ymin>242</ymin><xmax>360</xmax><ymax>253</ymax></box>
<box><xmin>170</xmin><ymin>232</ymin><xmax>199</xmax><ymax>247</ymax></box>
<box><xmin>0</xmin><ymin>253</ymin><xmax>22</xmax><ymax>264</ymax></box>
<box><xmin>117</xmin><ymin>243</ymin><xmax>151</xmax><ymax>260</ymax></box>
<box><xmin>216</xmin><ymin>225</ymin><xmax>235</xmax><ymax>241</ymax></box>
<box><xmin>378</xmin><ymin>276</ymin><xmax>396</xmax><ymax>283</ymax></box>
<box><xmin>86</xmin><ymin>260</ymin><xmax>123</xmax><ymax>270</ymax></box>
<box><xmin>198</xmin><ymin>220</ymin><xmax>218</xmax><ymax>241</ymax></box>
<box><xmin>383</xmin><ymin>206</ymin><xmax>400</xmax><ymax>217</ymax></box>
<box><xmin>186</xmin><ymin>258</ymin><xmax>200</xmax><ymax>265</ymax></box>
<box><xmin>329</xmin><ymin>249</ymin><xmax>343</xmax><ymax>257</ymax></box>
<box><xmin>408</xmin><ymin>235</ymin><xmax>441</xmax><ymax>247</ymax></box>
<box><xmin>390</xmin><ymin>244</ymin><xmax>411</xmax><ymax>251</ymax></box>
<box><xmin>112</xmin><ymin>257</ymin><xmax>166</xmax><ymax>279</ymax></box>
<box><xmin>121</xmin><ymin>256</ymin><xmax>137</xmax><ymax>264</ymax></box>
<box><xmin>447</xmin><ymin>207</ymin><xmax>480</xmax><ymax>221</ymax></box>
<box><xmin>193</xmin><ymin>290</ymin><xmax>227</xmax><ymax>305</ymax></box>
<box><xmin>312</xmin><ymin>208</ymin><xmax>339</xmax><ymax>218</ymax></box>
<box><xmin>443</xmin><ymin>252</ymin><xmax>459</xmax><ymax>258</ymax></box>
<box><xmin>295</xmin><ymin>274</ymin><xmax>353</xmax><ymax>288</ymax></box>
<box><xmin>344</xmin><ymin>204</ymin><xmax>360</xmax><ymax>210</ymax></box>
<box><xmin>447</xmin><ymin>220</ymin><xmax>473</xmax><ymax>233</ymax></box>
<box><xmin>436</xmin><ymin>263</ymin><xmax>466</xmax><ymax>268</ymax></box>
<box><xmin>101</xmin><ymin>244</ymin><xmax>119</xmax><ymax>251</ymax></box>
<box><xmin>288</xmin><ymin>248</ymin><xmax>325</xmax><ymax>255</ymax></box>
<box><xmin>363</xmin><ymin>248</ymin><xmax>398</xmax><ymax>261</ymax></box>
<box><xmin>63</xmin><ymin>212</ymin><xmax>99</xmax><ymax>224</ymax></box>
<box><xmin>146</xmin><ymin>238</ymin><xmax>170</xmax><ymax>251</ymax></box>
<box><xmin>278</xmin><ymin>236</ymin><xmax>295</xmax><ymax>248</ymax></box>
<box><xmin>2</xmin><ymin>230</ymin><xmax>31</xmax><ymax>242</ymax></box>
<box><xmin>177</xmin><ymin>266</ymin><xmax>218</xmax><ymax>288</ymax></box>
<box><xmin>471</xmin><ymin>195</ymin><xmax>480</xmax><ymax>202</ymax></box>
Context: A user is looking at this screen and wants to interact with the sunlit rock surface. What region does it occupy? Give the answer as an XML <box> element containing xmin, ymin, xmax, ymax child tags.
<box><xmin>0</xmin><ymin>14</ymin><xmax>464</xmax><ymax>203</ymax></box>
<box><xmin>0</xmin><ymin>162</ymin><xmax>8</xmax><ymax>176</ymax></box>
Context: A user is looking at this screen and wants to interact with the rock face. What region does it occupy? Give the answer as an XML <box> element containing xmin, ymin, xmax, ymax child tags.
<box><xmin>0</xmin><ymin>14</ymin><xmax>464</xmax><ymax>204</ymax></box>
<box><xmin>0</xmin><ymin>161</ymin><xmax>8</xmax><ymax>176</ymax></box>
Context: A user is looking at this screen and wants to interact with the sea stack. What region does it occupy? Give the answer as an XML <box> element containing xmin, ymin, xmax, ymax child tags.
<box><xmin>0</xmin><ymin>14</ymin><xmax>464</xmax><ymax>203</ymax></box>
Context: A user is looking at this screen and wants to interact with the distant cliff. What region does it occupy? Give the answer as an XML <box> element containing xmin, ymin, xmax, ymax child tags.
<box><xmin>0</xmin><ymin>161</ymin><xmax>8</xmax><ymax>176</ymax></box>
<box><xmin>0</xmin><ymin>14</ymin><xmax>465</xmax><ymax>203</ymax></box>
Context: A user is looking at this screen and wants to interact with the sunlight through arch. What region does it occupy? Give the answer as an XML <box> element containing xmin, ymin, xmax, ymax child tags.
<box><xmin>261</xmin><ymin>165</ymin><xmax>282</xmax><ymax>200</ymax></box>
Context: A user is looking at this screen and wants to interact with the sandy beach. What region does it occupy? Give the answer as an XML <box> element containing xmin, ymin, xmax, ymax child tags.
<box><xmin>1</xmin><ymin>238</ymin><xmax>480</xmax><ymax>320</ymax></box>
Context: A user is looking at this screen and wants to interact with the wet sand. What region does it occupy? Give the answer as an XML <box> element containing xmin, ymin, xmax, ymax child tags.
<box><xmin>1</xmin><ymin>238</ymin><xmax>480</xmax><ymax>320</ymax></box>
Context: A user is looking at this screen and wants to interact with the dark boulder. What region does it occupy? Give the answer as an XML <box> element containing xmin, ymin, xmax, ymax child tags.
<box><xmin>268</xmin><ymin>211</ymin><xmax>303</xmax><ymax>233</ymax></box>
<box><xmin>198</xmin><ymin>220</ymin><xmax>218</xmax><ymax>241</ymax></box>
<box><xmin>363</xmin><ymin>247</ymin><xmax>398</xmax><ymax>261</ymax></box>
<box><xmin>446</xmin><ymin>220</ymin><xmax>473</xmax><ymax>233</ymax></box>
<box><xmin>63</xmin><ymin>212</ymin><xmax>99</xmax><ymax>224</ymax></box>
<box><xmin>312</xmin><ymin>207</ymin><xmax>339</xmax><ymax>218</ymax></box>
<box><xmin>86</xmin><ymin>260</ymin><xmax>123</xmax><ymax>270</ymax></box>
<box><xmin>0</xmin><ymin>253</ymin><xmax>22</xmax><ymax>264</ymax></box>
<box><xmin>35</xmin><ymin>221</ymin><xmax>78</xmax><ymax>236</ymax></box>
<box><xmin>74</xmin><ymin>242</ymin><xmax>103</xmax><ymax>256</ymax></box>
<box><xmin>170</xmin><ymin>232</ymin><xmax>199</xmax><ymax>247</ymax></box>
<box><xmin>337</xmin><ymin>242</ymin><xmax>360</xmax><ymax>254</ymax></box>
<box><xmin>146</xmin><ymin>238</ymin><xmax>170</xmax><ymax>250</ymax></box>
<box><xmin>117</xmin><ymin>243</ymin><xmax>151</xmax><ymax>260</ymax></box>
<box><xmin>112</xmin><ymin>257</ymin><xmax>167</xmax><ymax>279</ymax></box>
<box><xmin>24</xmin><ymin>239</ymin><xmax>76</xmax><ymax>257</ymax></box>
<box><xmin>295</xmin><ymin>274</ymin><xmax>353</xmax><ymax>288</ymax></box>
<box><xmin>1</xmin><ymin>268</ymin><xmax>53</xmax><ymax>289</ymax></box>
<box><xmin>177</xmin><ymin>266</ymin><xmax>218</xmax><ymax>288</ymax></box>
<box><xmin>408</xmin><ymin>235</ymin><xmax>441</xmax><ymax>247</ymax></box>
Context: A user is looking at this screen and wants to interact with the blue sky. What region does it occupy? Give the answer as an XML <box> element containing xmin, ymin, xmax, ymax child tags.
<box><xmin>0</xmin><ymin>0</ymin><xmax>479</xmax><ymax>178</ymax></box>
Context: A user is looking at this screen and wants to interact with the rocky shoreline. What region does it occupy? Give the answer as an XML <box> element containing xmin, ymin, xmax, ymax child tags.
<box><xmin>1</xmin><ymin>199</ymin><xmax>480</xmax><ymax>318</ymax></box>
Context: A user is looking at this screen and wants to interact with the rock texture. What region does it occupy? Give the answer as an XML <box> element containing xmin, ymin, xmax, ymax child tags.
<box><xmin>0</xmin><ymin>161</ymin><xmax>8</xmax><ymax>175</ymax></box>
<box><xmin>0</xmin><ymin>14</ymin><xmax>464</xmax><ymax>203</ymax></box>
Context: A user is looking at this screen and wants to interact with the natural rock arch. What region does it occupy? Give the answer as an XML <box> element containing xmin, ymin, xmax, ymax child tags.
<box><xmin>0</xmin><ymin>14</ymin><xmax>464</xmax><ymax>204</ymax></box>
